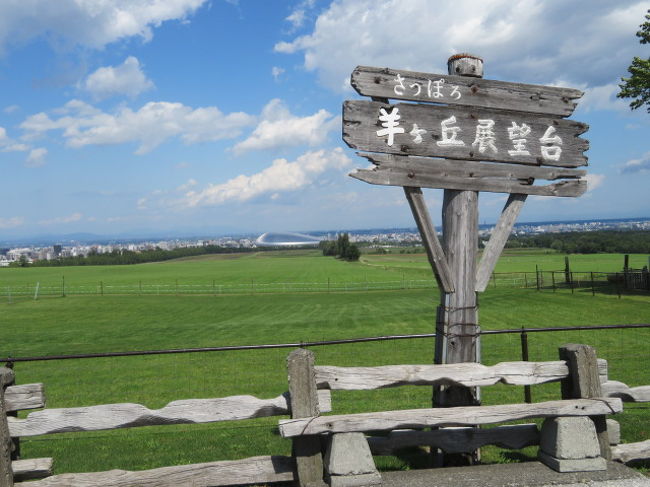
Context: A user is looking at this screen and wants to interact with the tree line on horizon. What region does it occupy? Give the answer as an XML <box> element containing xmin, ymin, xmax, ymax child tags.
<box><xmin>505</xmin><ymin>230</ymin><xmax>650</xmax><ymax>255</ymax></box>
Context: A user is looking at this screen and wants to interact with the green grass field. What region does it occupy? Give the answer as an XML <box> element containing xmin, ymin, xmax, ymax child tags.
<box><xmin>1</xmin><ymin>250</ymin><xmax>649</xmax><ymax>476</ymax></box>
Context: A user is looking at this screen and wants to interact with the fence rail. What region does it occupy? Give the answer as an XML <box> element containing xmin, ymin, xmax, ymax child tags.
<box><xmin>2</xmin><ymin>270</ymin><xmax>649</xmax><ymax>299</ymax></box>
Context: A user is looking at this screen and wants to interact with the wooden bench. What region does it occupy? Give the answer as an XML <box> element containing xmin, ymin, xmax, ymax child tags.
<box><xmin>0</xmin><ymin>366</ymin><xmax>332</xmax><ymax>487</ymax></box>
<box><xmin>281</xmin><ymin>344</ymin><xmax>622</xmax><ymax>486</ymax></box>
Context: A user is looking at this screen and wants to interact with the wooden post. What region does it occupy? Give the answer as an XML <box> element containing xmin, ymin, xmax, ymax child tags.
<box><xmin>287</xmin><ymin>349</ymin><xmax>325</xmax><ymax>487</ymax></box>
<box><xmin>0</xmin><ymin>367</ymin><xmax>15</xmax><ymax>487</ymax></box>
<box><xmin>520</xmin><ymin>329</ymin><xmax>532</xmax><ymax>404</ymax></box>
<box><xmin>552</xmin><ymin>271</ymin><xmax>556</xmax><ymax>292</ymax></box>
<box><xmin>558</xmin><ymin>344</ymin><xmax>611</xmax><ymax>460</ymax></box>
<box><xmin>433</xmin><ymin>54</ymin><xmax>483</xmax><ymax>466</ymax></box>
<box><xmin>536</xmin><ymin>265</ymin><xmax>541</xmax><ymax>291</ymax></box>
<box><xmin>590</xmin><ymin>272</ymin><xmax>595</xmax><ymax>296</ymax></box>
<box><xmin>564</xmin><ymin>256</ymin><xmax>571</xmax><ymax>284</ymax></box>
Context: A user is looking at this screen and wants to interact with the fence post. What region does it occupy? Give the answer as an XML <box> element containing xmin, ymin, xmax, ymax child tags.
<box><xmin>535</xmin><ymin>265</ymin><xmax>540</xmax><ymax>291</ymax></box>
<box><xmin>287</xmin><ymin>349</ymin><xmax>325</xmax><ymax>487</ymax></box>
<box><xmin>524</xmin><ymin>273</ymin><xmax>528</xmax><ymax>288</ymax></box>
<box><xmin>558</xmin><ymin>344</ymin><xmax>611</xmax><ymax>460</ymax></box>
<box><xmin>520</xmin><ymin>328</ymin><xmax>532</xmax><ymax>403</ymax></box>
<box><xmin>61</xmin><ymin>275</ymin><xmax>65</xmax><ymax>298</ymax></box>
<box><xmin>570</xmin><ymin>272</ymin><xmax>574</xmax><ymax>294</ymax></box>
<box><xmin>551</xmin><ymin>271</ymin><xmax>556</xmax><ymax>292</ymax></box>
<box><xmin>0</xmin><ymin>367</ymin><xmax>15</xmax><ymax>487</ymax></box>
<box><xmin>590</xmin><ymin>272</ymin><xmax>595</xmax><ymax>296</ymax></box>
<box><xmin>492</xmin><ymin>273</ymin><xmax>497</xmax><ymax>288</ymax></box>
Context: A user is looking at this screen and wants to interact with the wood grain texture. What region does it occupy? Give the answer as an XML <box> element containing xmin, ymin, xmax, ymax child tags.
<box><xmin>1</xmin><ymin>368</ymin><xmax>15</xmax><ymax>487</ymax></box>
<box><xmin>14</xmin><ymin>455</ymin><xmax>293</xmax><ymax>487</ymax></box>
<box><xmin>314</xmin><ymin>361</ymin><xmax>568</xmax><ymax>390</ymax></box>
<box><xmin>611</xmin><ymin>440</ymin><xmax>650</xmax><ymax>464</ymax></box>
<box><xmin>287</xmin><ymin>349</ymin><xmax>326</xmax><ymax>487</ymax></box>
<box><xmin>12</xmin><ymin>458</ymin><xmax>52</xmax><ymax>482</ymax></box>
<box><xmin>403</xmin><ymin>186</ymin><xmax>454</xmax><ymax>293</ymax></box>
<box><xmin>351</xmin><ymin>66</ymin><xmax>583</xmax><ymax>117</ymax></box>
<box><xmin>368</xmin><ymin>424</ymin><xmax>539</xmax><ymax>455</ymax></box>
<box><xmin>353</xmin><ymin>168</ymin><xmax>586</xmax><ymax>197</ymax></box>
<box><xmin>8</xmin><ymin>391</ymin><xmax>331</xmax><ymax>438</ymax></box>
<box><xmin>278</xmin><ymin>398</ymin><xmax>623</xmax><ymax>438</ymax></box>
<box><xmin>5</xmin><ymin>384</ymin><xmax>45</xmax><ymax>413</ymax></box>
<box><xmin>343</xmin><ymin>100</ymin><xmax>589</xmax><ymax>168</ymax></box>
<box><xmin>559</xmin><ymin>344</ymin><xmax>610</xmax><ymax>460</ymax></box>
<box><xmin>475</xmin><ymin>194</ymin><xmax>527</xmax><ymax>292</ymax></box>
<box><xmin>601</xmin><ymin>381</ymin><xmax>650</xmax><ymax>402</ymax></box>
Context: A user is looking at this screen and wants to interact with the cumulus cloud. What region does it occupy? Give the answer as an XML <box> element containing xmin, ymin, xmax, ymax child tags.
<box><xmin>585</xmin><ymin>173</ymin><xmax>605</xmax><ymax>192</ymax></box>
<box><xmin>621</xmin><ymin>152</ymin><xmax>650</xmax><ymax>174</ymax></box>
<box><xmin>38</xmin><ymin>212</ymin><xmax>83</xmax><ymax>225</ymax></box>
<box><xmin>183</xmin><ymin>148</ymin><xmax>351</xmax><ymax>207</ymax></box>
<box><xmin>578</xmin><ymin>83</ymin><xmax>631</xmax><ymax>113</ymax></box>
<box><xmin>275</xmin><ymin>0</ymin><xmax>648</xmax><ymax>92</ymax></box>
<box><xmin>232</xmin><ymin>99</ymin><xmax>338</xmax><ymax>154</ymax></box>
<box><xmin>0</xmin><ymin>0</ymin><xmax>207</xmax><ymax>53</ymax></box>
<box><xmin>81</xmin><ymin>56</ymin><xmax>154</xmax><ymax>100</ymax></box>
<box><xmin>25</xmin><ymin>147</ymin><xmax>47</xmax><ymax>167</ymax></box>
<box><xmin>20</xmin><ymin>99</ymin><xmax>255</xmax><ymax>154</ymax></box>
<box><xmin>0</xmin><ymin>126</ymin><xmax>29</xmax><ymax>152</ymax></box>
<box><xmin>0</xmin><ymin>217</ymin><xmax>24</xmax><ymax>229</ymax></box>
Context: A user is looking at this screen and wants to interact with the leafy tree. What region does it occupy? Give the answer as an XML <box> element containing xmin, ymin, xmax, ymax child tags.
<box><xmin>617</xmin><ymin>9</ymin><xmax>650</xmax><ymax>112</ymax></box>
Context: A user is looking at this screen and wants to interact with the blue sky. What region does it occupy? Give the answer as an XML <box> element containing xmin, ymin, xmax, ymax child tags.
<box><xmin>0</xmin><ymin>0</ymin><xmax>648</xmax><ymax>239</ymax></box>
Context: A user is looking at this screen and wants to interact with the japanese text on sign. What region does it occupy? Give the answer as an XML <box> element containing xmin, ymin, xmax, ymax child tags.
<box><xmin>393</xmin><ymin>73</ymin><xmax>462</xmax><ymax>101</ymax></box>
<box><xmin>375</xmin><ymin>108</ymin><xmax>563</xmax><ymax>162</ymax></box>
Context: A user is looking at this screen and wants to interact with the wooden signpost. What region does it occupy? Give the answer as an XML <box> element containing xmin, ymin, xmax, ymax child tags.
<box><xmin>343</xmin><ymin>54</ymin><xmax>589</xmax><ymax>465</ymax></box>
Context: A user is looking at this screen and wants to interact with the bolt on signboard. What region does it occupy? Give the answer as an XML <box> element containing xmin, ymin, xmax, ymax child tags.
<box><xmin>343</xmin><ymin>54</ymin><xmax>589</xmax><ymax>463</ymax></box>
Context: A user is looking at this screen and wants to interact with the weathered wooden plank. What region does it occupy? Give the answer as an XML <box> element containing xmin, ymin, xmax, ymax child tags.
<box><xmin>403</xmin><ymin>186</ymin><xmax>454</xmax><ymax>293</ymax></box>
<box><xmin>601</xmin><ymin>380</ymin><xmax>650</xmax><ymax>402</ymax></box>
<box><xmin>278</xmin><ymin>398</ymin><xmax>623</xmax><ymax>438</ymax></box>
<box><xmin>287</xmin><ymin>349</ymin><xmax>326</xmax><ymax>487</ymax></box>
<box><xmin>12</xmin><ymin>458</ymin><xmax>52</xmax><ymax>482</ymax></box>
<box><xmin>368</xmin><ymin>424</ymin><xmax>539</xmax><ymax>455</ymax></box>
<box><xmin>351</xmin><ymin>66</ymin><xmax>583</xmax><ymax>117</ymax></box>
<box><xmin>612</xmin><ymin>440</ymin><xmax>650</xmax><ymax>464</ymax></box>
<box><xmin>343</xmin><ymin>100</ymin><xmax>589</xmax><ymax>168</ymax></box>
<box><xmin>1</xmin><ymin>368</ymin><xmax>15</xmax><ymax>487</ymax></box>
<box><xmin>598</xmin><ymin>358</ymin><xmax>608</xmax><ymax>383</ymax></box>
<box><xmin>476</xmin><ymin>194</ymin><xmax>527</xmax><ymax>292</ymax></box>
<box><xmin>352</xmin><ymin>167</ymin><xmax>585</xmax><ymax>197</ymax></box>
<box><xmin>358</xmin><ymin>153</ymin><xmax>587</xmax><ymax>180</ymax></box>
<box><xmin>14</xmin><ymin>455</ymin><xmax>294</xmax><ymax>487</ymax></box>
<box><xmin>8</xmin><ymin>391</ymin><xmax>331</xmax><ymax>438</ymax></box>
<box><xmin>559</xmin><ymin>344</ymin><xmax>611</xmax><ymax>460</ymax></box>
<box><xmin>5</xmin><ymin>384</ymin><xmax>45</xmax><ymax>413</ymax></box>
<box><xmin>314</xmin><ymin>361</ymin><xmax>568</xmax><ymax>391</ymax></box>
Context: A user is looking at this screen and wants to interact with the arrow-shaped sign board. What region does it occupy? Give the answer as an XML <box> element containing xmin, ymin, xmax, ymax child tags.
<box><xmin>351</xmin><ymin>65</ymin><xmax>583</xmax><ymax>117</ymax></box>
<box><xmin>343</xmin><ymin>100</ymin><xmax>588</xmax><ymax>169</ymax></box>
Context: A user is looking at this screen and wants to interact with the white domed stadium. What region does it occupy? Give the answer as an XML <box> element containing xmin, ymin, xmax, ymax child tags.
<box><xmin>255</xmin><ymin>232</ymin><xmax>321</xmax><ymax>247</ymax></box>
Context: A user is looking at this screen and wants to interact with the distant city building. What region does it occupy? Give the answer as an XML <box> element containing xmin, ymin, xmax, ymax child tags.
<box><xmin>255</xmin><ymin>232</ymin><xmax>321</xmax><ymax>247</ymax></box>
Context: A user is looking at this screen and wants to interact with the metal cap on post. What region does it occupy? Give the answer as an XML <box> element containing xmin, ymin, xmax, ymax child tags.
<box><xmin>447</xmin><ymin>53</ymin><xmax>484</xmax><ymax>78</ymax></box>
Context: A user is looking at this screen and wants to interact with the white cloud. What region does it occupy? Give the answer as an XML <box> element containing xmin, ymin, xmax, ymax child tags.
<box><xmin>184</xmin><ymin>148</ymin><xmax>352</xmax><ymax>207</ymax></box>
<box><xmin>0</xmin><ymin>217</ymin><xmax>24</xmax><ymax>229</ymax></box>
<box><xmin>232</xmin><ymin>99</ymin><xmax>338</xmax><ymax>154</ymax></box>
<box><xmin>25</xmin><ymin>147</ymin><xmax>47</xmax><ymax>167</ymax></box>
<box><xmin>0</xmin><ymin>0</ymin><xmax>207</xmax><ymax>53</ymax></box>
<box><xmin>271</xmin><ymin>66</ymin><xmax>285</xmax><ymax>81</ymax></box>
<box><xmin>39</xmin><ymin>212</ymin><xmax>83</xmax><ymax>225</ymax></box>
<box><xmin>4</xmin><ymin>105</ymin><xmax>19</xmax><ymax>114</ymax></box>
<box><xmin>177</xmin><ymin>178</ymin><xmax>198</xmax><ymax>191</ymax></box>
<box><xmin>276</xmin><ymin>0</ymin><xmax>648</xmax><ymax>92</ymax></box>
<box><xmin>81</xmin><ymin>56</ymin><xmax>154</xmax><ymax>100</ymax></box>
<box><xmin>577</xmin><ymin>83</ymin><xmax>630</xmax><ymax>113</ymax></box>
<box><xmin>585</xmin><ymin>173</ymin><xmax>605</xmax><ymax>192</ymax></box>
<box><xmin>0</xmin><ymin>126</ymin><xmax>29</xmax><ymax>152</ymax></box>
<box><xmin>621</xmin><ymin>152</ymin><xmax>650</xmax><ymax>174</ymax></box>
<box><xmin>20</xmin><ymin>99</ymin><xmax>255</xmax><ymax>154</ymax></box>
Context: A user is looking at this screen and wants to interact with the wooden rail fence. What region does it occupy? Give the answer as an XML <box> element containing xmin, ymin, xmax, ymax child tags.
<box><xmin>1</xmin><ymin>346</ymin><xmax>648</xmax><ymax>486</ymax></box>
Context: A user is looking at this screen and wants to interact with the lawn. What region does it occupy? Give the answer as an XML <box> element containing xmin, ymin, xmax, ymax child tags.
<box><xmin>1</xmin><ymin>250</ymin><xmax>648</xmax><ymax>475</ymax></box>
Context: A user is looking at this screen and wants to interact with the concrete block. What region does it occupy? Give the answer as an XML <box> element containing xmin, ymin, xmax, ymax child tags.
<box><xmin>540</xmin><ymin>417</ymin><xmax>600</xmax><ymax>459</ymax></box>
<box><xmin>325</xmin><ymin>432</ymin><xmax>381</xmax><ymax>486</ymax></box>
<box><xmin>539</xmin><ymin>451</ymin><xmax>607</xmax><ymax>472</ymax></box>
<box><xmin>329</xmin><ymin>472</ymin><xmax>382</xmax><ymax>487</ymax></box>
<box><xmin>607</xmin><ymin>419</ymin><xmax>621</xmax><ymax>445</ymax></box>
